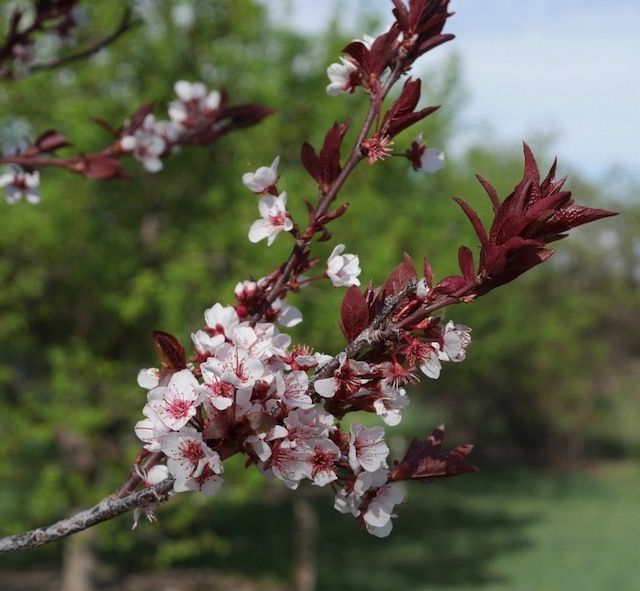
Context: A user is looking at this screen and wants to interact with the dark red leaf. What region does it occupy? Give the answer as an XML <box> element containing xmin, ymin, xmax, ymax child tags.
<box><xmin>390</xmin><ymin>424</ymin><xmax>478</xmax><ymax>483</ymax></box>
<box><xmin>35</xmin><ymin>130</ymin><xmax>71</xmax><ymax>152</ymax></box>
<box><xmin>122</xmin><ymin>102</ymin><xmax>155</xmax><ymax>135</ymax></box>
<box><xmin>423</xmin><ymin>258</ymin><xmax>433</xmax><ymax>290</ymax></box>
<box><xmin>339</xmin><ymin>285</ymin><xmax>369</xmax><ymax>342</ymax></box>
<box><xmin>90</xmin><ymin>116</ymin><xmax>119</xmax><ymax>136</ymax></box>
<box><xmin>433</xmin><ymin>274</ymin><xmax>467</xmax><ymax>294</ymax></box>
<box><xmin>383</xmin><ymin>252</ymin><xmax>418</xmax><ymax>298</ymax></box>
<box><xmin>458</xmin><ymin>245</ymin><xmax>476</xmax><ymax>281</ymax></box>
<box><xmin>153</xmin><ymin>330</ymin><xmax>187</xmax><ymax>371</ymax></box>
<box><xmin>300</xmin><ymin>142</ymin><xmax>320</xmax><ymax>184</ymax></box>
<box><xmin>245</xmin><ymin>410</ymin><xmax>277</xmax><ymax>435</ymax></box>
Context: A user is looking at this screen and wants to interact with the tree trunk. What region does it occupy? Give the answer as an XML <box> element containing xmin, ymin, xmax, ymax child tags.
<box><xmin>293</xmin><ymin>496</ymin><xmax>317</xmax><ymax>591</ymax></box>
<box><xmin>59</xmin><ymin>525</ymin><xmax>97</xmax><ymax>591</ymax></box>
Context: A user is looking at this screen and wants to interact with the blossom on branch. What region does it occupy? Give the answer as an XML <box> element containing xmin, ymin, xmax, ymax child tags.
<box><xmin>326</xmin><ymin>57</ymin><xmax>360</xmax><ymax>96</ymax></box>
<box><xmin>168</xmin><ymin>80</ymin><xmax>221</xmax><ymax>129</ymax></box>
<box><xmin>242</xmin><ymin>156</ymin><xmax>280</xmax><ymax>194</ymax></box>
<box><xmin>406</xmin><ymin>133</ymin><xmax>445</xmax><ymax>173</ymax></box>
<box><xmin>248</xmin><ymin>191</ymin><xmax>294</xmax><ymax>245</ymax></box>
<box><xmin>326</xmin><ymin>244</ymin><xmax>361</xmax><ymax>287</ymax></box>
<box><xmin>0</xmin><ymin>168</ymin><xmax>40</xmax><ymax>204</ymax></box>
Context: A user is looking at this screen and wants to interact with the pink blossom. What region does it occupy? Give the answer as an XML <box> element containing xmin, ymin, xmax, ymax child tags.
<box><xmin>203</xmin><ymin>303</ymin><xmax>240</xmax><ymax>336</ymax></box>
<box><xmin>406</xmin><ymin>133</ymin><xmax>445</xmax><ymax>173</ymax></box>
<box><xmin>419</xmin><ymin>347</ymin><xmax>442</xmax><ymax>379</ymax></box>
<box><xmin>440</xmin><ymin>322</ymin><xmax>472</xmax><ymax>362</ymax></box>
<box><xmin>326</xmin><ymin>244</ymin><xmax>361</xmax><ymax>287</ymax></box>
<box><xmin>275</xmin><ymin>370</ymin><xmax>312</xmax><ymax>410</ymax></box>
<box><xmin>161</xmin><ymin>427</ymin><xmax>223</xmax><ymax>494</ymax></box>
<box><xmin>121</xmin><ymin>115</ymin><xmax>166</xmax><ymax>173</ymax></box>
<box><xmin>201</xmin><ymin>371</ymin><xmax>236</xmax><ymax>411</ymax></box>
<box><xmin>147</xmin><ymin>369</ymin><xmax>203</xmax><ymax>431</ymax></box>
<box><xmin>268</xmin><ymin>442</ymin><xmax>311</xmax><ymax>489</ymax></box>
<box><xmin>248</xmin><ymin>192</ymin><xmax>293</xmax><ymax>245</ymax></box>
<box><xmin>282</xmin><ymin>408</ymin><xmax>335</xmax><ymax>448</ymax></box>
<box><xmin>242</xmin><ymin>156</ymin><xmax>280</xmax><ymax>193</ymax></box>
<box><xmin>168</xmin><ymin>80</ymin><xmax>221</xmax><ymax>128</ymax></box>
<box><xmin>326</xmin><ymin>57</ymin><xmax>358</xmax><ymax>96</ymax></box>
<box><xmin>132</xmin><ymin>464</ymin><xmax>170</xmax><ymax>529</ymax></box>
<box><xmin>362</xmin><ymin>483</ymin><xmax>404</xmax><ymax>537</ymax></box>
<box><xmin>229</xmin><ymin>324</ymin><xmax>277</xmax><ymax>361</ymax></box>
<box><xmin>348</xmin><ymin>423</ymin><xmax>389</xmax><ymax>473</ymax></box>
<box><xmin>175</xmin><ymin>456</ymin><xmax>224</xmax><ymax>496</ymax></box>
<box><xmin>201</xmin><ymin>343</ymin><xmax>264</xmax><ymax>388</ymax></box>
<box><xmin>334</xmin><ymin>467</ymin><xmax>388</xmax><ymax>516</ymax></box>
<box><xmin>313</xmin><ymin>353</ymin><xmax>371</xmax><ymax>399</ymax></box>
<box><xmin>134</xmin><ymin>404</ymin><xmax>171</xmax><ymax>452</ymax></box>
<box><xmin>0</xmin><ymin>169</ymin><xmax>40</xmax><ymax>204</ymax></box>
<box><xmin>373</xmin><ymin>381</ymin><xmax>409</xmax><ymax>426</ymax></box>
<box><xmin>307</xmin><ymin>439</ymin><xmax>340</xmax><ymax>486</ymax></box>
<box><xmin>191</xmin><ymin>329</ymin><xmax>225</xmax><ymax>358</ymax></box>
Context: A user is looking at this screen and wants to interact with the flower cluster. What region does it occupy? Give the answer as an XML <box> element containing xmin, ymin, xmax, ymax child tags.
<box><xmin>0</xmin><ymin>81</ymin><xmax>271</xmax><ymax>202</ymax></box>
<box><xmin>133</xmin><ymin>151</ymin><xmax>475</xmax><ymax>535</ymax></box>
<box><xmin>135</xmin><ymin>285</ymin><xmax>472</xmax><ymax>536</ymax></box>
<box><xmin>121</xmin><ymin>81</ymin><xmax>223</xmax><ymax>173</ymax></box>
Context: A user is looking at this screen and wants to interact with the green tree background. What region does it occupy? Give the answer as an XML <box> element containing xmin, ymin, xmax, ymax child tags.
<box><xmin>0</xmin><ymin>1</ymin><xmax>636</xmax><ymax>589</ymax></box>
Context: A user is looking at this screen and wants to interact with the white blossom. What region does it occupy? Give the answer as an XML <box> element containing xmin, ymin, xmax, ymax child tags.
<box><xmin>248</xmin><ymin>191</ymin><xmax>293</xmax><ymax>245</ymax></box>
<box><xmin>242</xmin><ymin>156</ymin><xmax>280</xmax><ymax>193</ymax></box>
<box><xmin>326</xmin><ymin>57</ymin><xmax>358</xmax><ymax>96</ymax></box>
<box><xmin>0</xmin><ymin>169</ymin><xmax>40</xmax><ymax>204</ymax></box>
<box><xmin>326</xmin><ymin>244</ymin><xmax>361</xmax><ymax>287</ymax></box>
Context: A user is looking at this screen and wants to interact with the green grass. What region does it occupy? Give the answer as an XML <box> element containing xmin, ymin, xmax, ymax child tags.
<box><xmin>186</xmin><ymin>461</ymin><xmax>640</xmax><ymax>590</ymax></box>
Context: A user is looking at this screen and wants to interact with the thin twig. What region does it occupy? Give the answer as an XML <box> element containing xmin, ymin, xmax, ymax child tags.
<box><xmin>0</xmin><ymin>478</ymin><xmax>174</xmax><ymax>554</ymax></box>
<box><xmin>30</xmin><ymin>9</ymin><xmax>142</xmax><ymax>74</ymax></box>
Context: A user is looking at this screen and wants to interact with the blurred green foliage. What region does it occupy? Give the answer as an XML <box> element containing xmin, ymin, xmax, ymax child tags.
<box><xmin>0</xmin><ymin>0</ymin><xmax>637</xmax><ymax>583</ymax></box>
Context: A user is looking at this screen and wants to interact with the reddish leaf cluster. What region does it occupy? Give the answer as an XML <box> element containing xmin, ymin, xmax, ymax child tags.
<box><xmin>390</xmin><ymin>424</ymin><xmax>478</xmax><ymax>482</ymax></box>
<box><xmin>301</xmin><ymin>122</ymin><xmax>350</xmax><ymax>194</ymax></box>
<box><xmin>391</xmin><ymin>0</ymin><xmax>455</xmax><ymax>68</ymax></box>
<box><xmin>379</xmin><ymin>78</ymin><xmax>439</xmax><ymax>139</ymax></box>
<box><xmin>341</xmin><ymin>0</ymin><xmax>454</xmax><ymax>94</ymax></box>
<box><xmin>454</xmin><ymin>144</ymin><xmax>618</xmax><ymax>295</ymax></box>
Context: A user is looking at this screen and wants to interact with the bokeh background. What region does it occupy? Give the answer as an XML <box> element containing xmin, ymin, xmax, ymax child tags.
<box><xmin>0</xmin><ymin>1</ymin><xmax>637</xmax><ymax>590</ymax></box>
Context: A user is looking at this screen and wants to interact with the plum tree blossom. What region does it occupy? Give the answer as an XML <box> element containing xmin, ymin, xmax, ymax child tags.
<box><xmin>362</xmin><ymin>482</ymin><xmax>405</xmax><ymax>537</ymax></box>
<box><xmin>0</xmin><ymin>168</ymin><xmax>40</xmax><ymax>203</ymax></box>
<box><xmin>326</xmin><ymin>57</ymin><xmax>359</xmax><ymax>96</ymax></box>
<box><xmin>406</xmin><ymin>132</ymin><xmax>445</xmax><ymax>173</ymax></box>
<box><xmin>348</xmin><ymin>423</ymin><xmax>390</xmax><ymax>473</ymax></box>
<box><xmin>160</xmin><ymin>427</ymin><xmax>224</xmax><ymax>494</ymax></box>
<box><xmin>326</xmin><ymin>244</ymin><xmax>362</xmax><ymax>287</ymax></box>
<box><xmin>146</xmin><ymin>369</ymin><xmax>203</xmax><ymax>431</ymax></box>
<box><xmin>248</xmin><ymin>191</ymin><xmax>293</xmax><ymax>245</ymax></box>
<box><xmin>168</xmin><ymin>80</ymin><xmax>221</xmax><ymax>128</ymax></box>
<box><xmin>242</xmin><ymin>156</ymin><xmax>280</xmax><ymax>194</ymax></box>
<box><xmin>120</xmin><ymin>114</ymin><xmax>168</xmax><ymax>172</ymax></box>
<box><xmin>0</xmin><ymin>0</ymin><xmax>619</xmax><ymax>554</ymax></box>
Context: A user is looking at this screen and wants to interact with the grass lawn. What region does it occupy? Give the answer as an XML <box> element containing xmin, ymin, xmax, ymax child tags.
<box><xmin>311</xmin><ymin>461</ymin><xmax>640</xmax><ymax>591</ymax></box>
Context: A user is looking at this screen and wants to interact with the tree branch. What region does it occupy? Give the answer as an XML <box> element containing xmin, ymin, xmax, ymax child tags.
<box><xmin>0</xmin><ymin>478</ymin><xmax>174</xmax><ymax>555</ymax></box>
<box><xmin>30</xmin><ymin>8</ymin><xmax>142</xmax><ymax>75</ymax></box>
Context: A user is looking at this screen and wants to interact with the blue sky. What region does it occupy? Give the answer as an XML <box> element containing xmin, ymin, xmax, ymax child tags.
<box><xmin>266</xmin><ymin>0</ymin><xmax>639</xmax><ymax>182</ymax></box>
